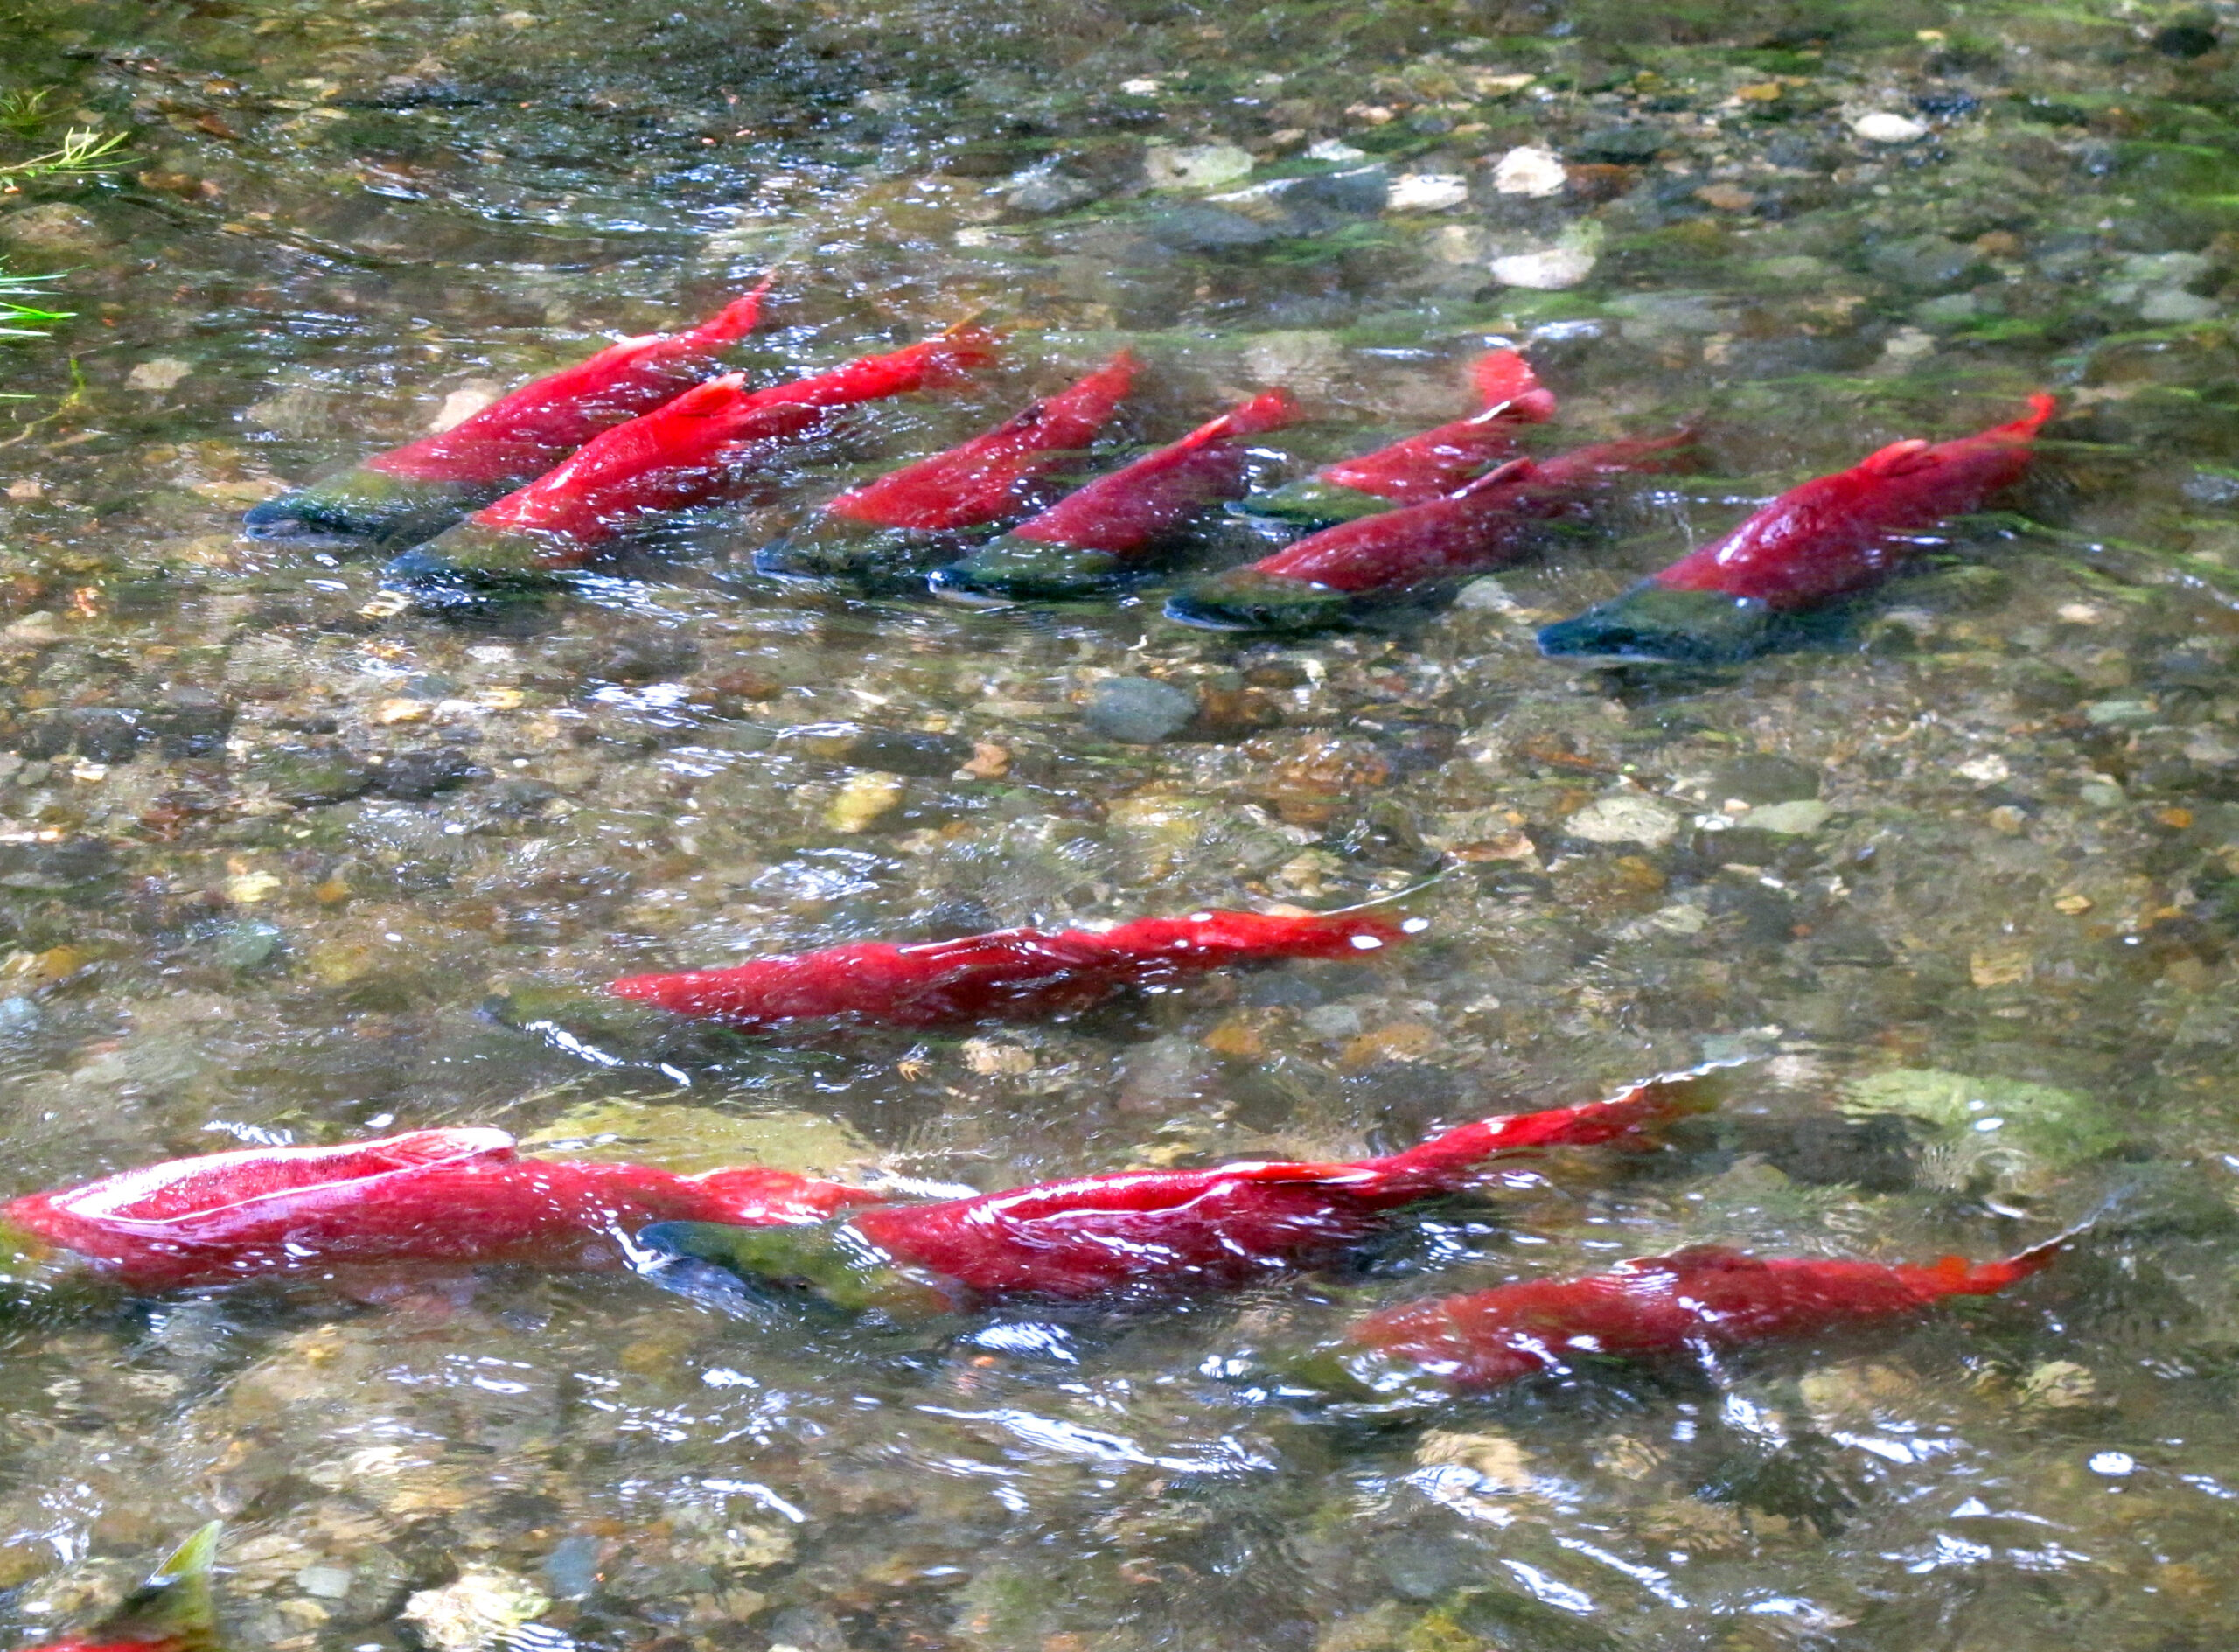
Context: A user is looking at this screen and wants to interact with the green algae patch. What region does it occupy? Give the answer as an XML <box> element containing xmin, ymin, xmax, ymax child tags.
<box><xmin>520</xmin><ymin>1098</ymin><xmax>873</xmax><ymax>1176</ymax></box>
<box><xmin>1841</xmin><ymin>1068</ymin><xmax>2124</xmax><ymax>1172</ymax></box>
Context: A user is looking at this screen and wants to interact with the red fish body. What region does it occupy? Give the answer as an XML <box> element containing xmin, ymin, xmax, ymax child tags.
<box><xmin>2</xmin><ymin>1127</ymin><xmax>878</xmax><ymax>1293</ymax></box>
<box><xmin>754</xmin><ymin>351</ymin><xmax>1136</xmax><ymax>582</ymax></box>
<box><xmin>243</xmin><ymin>285</ymin><xmax>773</xmax><ymax>545</ymax></box>
<box><xmin>1236</xmin><ymin>350</ymin><xmax>1557</xmax><ymax>528</ymax></box>
<box><xmin>1169</xmin><ymin>431</ymin><xmax>1693</xmax><ymax>632</ymax></box>
<box><xmin>606</xmin><ymin>907</ymin><xmax>1405</xmax><ymax>1032</ymax></box>
<box><xmin>1538</xmin><ymin>394</ymin><xmax>2055</xmax><ymax>662</ymax></box>
<box><xmin>387</xmin><ymin>326</ymin><xmax>1001</xmax><ymax>583</ymax></box>
<box><xmin>37</xmin><ymin>1525</ymin><xmax>223</xmax><ymax>1652</ymax></box>
<box><xmin>931</xmin><ymin>390</ymin><xmax>1301</xmax><ymax>600</ymax></box>
<box><xmin>1347</xmin><ymin>1241</ymin><xmax>2059</xmax><ymax>1391</ymax></box>
<box><xmin>643</xmin><ymin>1070</ymin><xmax>1721</xmax><ymax>1309</ymax></box>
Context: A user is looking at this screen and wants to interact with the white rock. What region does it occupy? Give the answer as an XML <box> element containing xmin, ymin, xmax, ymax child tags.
<box><xmin>1852</xmin><ymin>112</ymin><xmax>1929</xmax><ymax>143</ymax></box>
<box><xmin>1956</xmin><ymin>755</ymin><xmax>2010</xmax><ymax>785</ymax></box>
<box><xmin>1242</xmin><ymin>329</ymin><xmax>1345</xmax><ymax>394</ymax></box>
<box><xmin>1306</xmin><ymin>138</ymin><xmax>1366</xmax><ymax>163</ymax></box>
<box><xmin>127</xmin><ymin>357</ymin><xmax>192</xmax><ymax>392</ymax></box>
<box><xmin>2185</xmin><ymin>728</ymin><xmax>2239</xmax><ymax>764</ymax></box>
<box><xmin>1145</xmin><ymin>143</ymin><xmax>1254</xmax><ymax>191</ymax></box>
<box><xmin>1879</xmin><ymin>325</ymin><xmax>1936</xmax><ymax>363</ymax></box>
<box><xmin>1454</xmin><ymin>576</ymin><xmax>1517</xmax><ymax>611</ymax></box>
<box><xmin>1428</xmin><ymin>224</ymin><xmax>1492</xmax><ymax>264</ymax></box>
<box><xmin>2140</xmin><ymin>288</ymin><xmax>2220</xmax><ymax>324</ymax></box>
<box><xmin>1565</xmin><ymin>791</ymin><xmax>1681</xmax><ymax>847</ymax></box>
<box><xmin>1120</xmin><ymin>78</ymin><xmax>1161</xmax><ymax>96</ymax></box>
<box><xmin>1750</xmin><ymin>799</ymin><xmax>1830</xmax><ymax>835</ymax></box>
<box><xmin>1491</xmin><ymin>145</ymin><xmax>1566</xmax><ymax>198</ymax></box>
<box><xmin>403</xmin><ymin>1568</ymin><xmax>550</xmax><ymax>1652</ymax></box>
<box><xmin>1489</xmin><ymin>246</ymin><xmax>1596</xmax><ymax>290</ymax></box>
<box><xmin>1417</xmin><ymin>1429</ymin><xmax>1533</xmax><ymax>1489</ymax></box>
<box><xmin>428</xmin><ymin>382</ymin><xmax>502</xmax><ymax>432</ymax></box>
<box><xmin>295</xmin><ymin>1565</ymin><xmax>354</xmax><ymax>1600</ymax></box>
<box><xmin>1387</xmin><ymin>172</ymin><xmax>1469</xmax><ymax>212</ymax></box>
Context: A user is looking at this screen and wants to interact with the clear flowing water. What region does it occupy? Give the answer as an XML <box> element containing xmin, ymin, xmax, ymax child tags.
<box><xmin>6</xmin><ymin>0</ymin><xmax>2239</xmax><ymax>1647</ymax></box>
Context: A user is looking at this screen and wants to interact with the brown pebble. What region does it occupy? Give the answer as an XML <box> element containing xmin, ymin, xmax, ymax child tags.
<box><xmin>700</xmin><ymin>666</ymin><xmax>785</xmax><ymax>708</ymax></box>
<box><xmin>1202</xmin><ymin>1015</ymin><xmax>1266</xmax><ymax>1059</ymax></box>
<box><xmin>960</xmin><ymin>740</ymin><xmax>1011</xmax><ymax>779</ymax></box>
<box><xmin>1565</xmin><ymin>163</ymin><xmax>1637</xmax><ymax>203</ymax></box>
<box><xmin>1338</xmin><ymin>1021</ymin><xmax>1440</xmax><ymax>1069</ymax></box>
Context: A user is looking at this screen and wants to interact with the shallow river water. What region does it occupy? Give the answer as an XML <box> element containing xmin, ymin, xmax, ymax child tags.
<box><xmin>7</xmin><ymin>0</ymin><xmax>2239</xmax><ymax>1648</ymax></box>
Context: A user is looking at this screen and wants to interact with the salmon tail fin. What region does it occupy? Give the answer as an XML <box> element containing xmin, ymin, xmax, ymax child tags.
<box><xmin>1374</xmin><ymin>1058</ymin><xmax>1739</xmax><ymax>1189</ymax></box>
<box><xmin>691</xmin><ymin>275</ymin><xmax>778</xmax><ymax>348</ymax></box>
<box><xmin>1448</xmin><ymin>457</ymin><xmax>1538</xmax><ymax>499</ymax></box>
<box><xmin>1065</xmin><ymin>346</ymin><xmax>1137</xmax><ymax>407</ymax></box>
<box><xmin>1608</xmin><ymin>1057</ymin><xmax>1747</xmax><ymax>1126</ymax></box>
<box><xmin>1316</xmin><ymin>869</ymin><xmax>1451</xmax><ymax>921</ymax></box>
<box><xmin>98</xmin><ymin>1523</ymin><xmax>221</xmax><ymax>1652</ymax></box>
<box><xmin>1936</xmin><ymin>1231</ymin><xmax>2071</xmax><ymax>1295</ymax></box>
<box><xmin>1472</xmin><ymin>348</ymin><xmax>1558</xmax><ymax>423</ymax></box>
<box><xmin>1183</xmin><ymin>388</ymin><xmax>1301</xmax><ymax>449</ymax></box>
<box><xmin>931</xmin><ymin>319</ymin><xmax>1004</xmax><ymax>375</ymax></box>
<box><xmin>1992</xmin><ymin>392</ymin><xmax>2058</xmax><ymax>442</ymax></box>
<box><xmin>1086</xmin><ymin>347</ymin><xmax>1140</xmax><ymax>398</ymax></box>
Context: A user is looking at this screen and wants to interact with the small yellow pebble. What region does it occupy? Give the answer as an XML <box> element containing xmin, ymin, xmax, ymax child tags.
<box><xmin>225</xmin><ymin>870</ymin><xmax>284</xmax><ymax>903</ymax></box>
<box><xmin>826</xmin><ymin>772</ymin><xmax>904</xmax><ymax>833</ymax></box>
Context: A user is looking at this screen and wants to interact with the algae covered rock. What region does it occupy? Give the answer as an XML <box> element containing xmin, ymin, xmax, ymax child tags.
<box><xmin>1841</xmin><ymin>1068</ymin><xmax>2123</xmax><ymax>1201</ymax></box>
<box><xmin>519</xmin><ymin>1096</ymin><xmax>873</xmax><ymax>1176</ymax></box>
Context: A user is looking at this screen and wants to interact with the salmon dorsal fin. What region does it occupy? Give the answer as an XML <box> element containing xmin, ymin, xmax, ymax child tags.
<box><xmin>1857</xmin><ymin>437</ymin><xmax>1938</xmax><ymax>478</ymax></box>
<box><xmin>1449</xmin><ymin>457</ymin><xmax>1538</xmax><ymax>498</ymax></box>
<box><xmin>666</xmin><ymin>372</ymin><xmax>753</xmax><ymax>417</ymax></box>
<box><xmin>1472</xmin><ymin>348</ymin><xmax>1542</xmax><ymax>408</ymax></box>
<box><xmin>1175</xmin><ymin>388</ymin><xmax>1300</xmax><ymax>450</ymax></box>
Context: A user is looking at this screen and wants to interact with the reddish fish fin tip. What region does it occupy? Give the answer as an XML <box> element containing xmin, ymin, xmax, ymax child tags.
<box><xmin>1858</xmin><ymin>436</ymin><xmax>1938</xmax><ymax>477</ymax></box>
<box><xmin>1449</xmin><ymin>457</ymin><xmax>1538</xmax><ymax>498</ymax></box>
<box><xmin>1471</xmin><ymin>348</ymin><xmax>1538</xmax><ymax>395</ymax></box>
<box><xmin>2009</xmin><ymin>392</ymin><xmax>2058</xmax><ymax>436</ymax></box>
<box><xmin>1189</xmin><ymin>388</ymin><xmax>1300</xmax><ymax>446</ymax></box>
<box><xmin>699</xmin><ymin>283</ymin><xmax>775</xmax><ymax>342</ymax></box>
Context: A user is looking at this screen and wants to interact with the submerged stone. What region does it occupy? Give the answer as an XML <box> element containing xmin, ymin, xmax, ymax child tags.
<box><xmin>1083</xmin><ymin>676</ymin><xmax>1199</xmax><ymax>742</ymax></box>
<box><xmin>1147</xmin><ymin>204</ymin><xmax>1283</xmax><ymax>251</ymax></box>
<box><xmin>252</xmin><ymin>746</ymin><xmax>375</xmax><ymax>806</ymax></box>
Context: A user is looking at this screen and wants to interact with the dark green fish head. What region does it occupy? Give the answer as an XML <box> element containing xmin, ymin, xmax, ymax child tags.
<box><xmin>1538</xmin><ymin>583</ymin><xmax>1775</xmax><ymax>664</ymax></box>
<box><xmin>930</xmin><ymin>537</ymin><xmax>1126</xmax><ymax>603</ymax></box>
<box><xmin>390</xmin><ymin>521</ymin><xmax>578</xmax><ymax>582</ymax></box>
<box><xmin>243</xmin><ymin>467</ymin><xmax>484</xmax><ymax>547</ymax></box>
<box><xmin>753</xmin><ymin>519</ymin><xmax>965</xmax><ymax>586</ymax></box>
<box><xmin>379</xmin><ymin>533</ymin><xmax>580</xmax><ymax>615</ymax></box>
<box><xmin>80</xmin><ymin>1523</ymin><xmax>223</xmax><ymax>1652</ymax></box>
<box><xmin>1163</xmin><ymin>568</ymin><xmax>1354</xmax><ymax>633</ymax></box>
<box><xmin>1226</xmin><ymin>477</ymin><xmax>1395</xmax><ymax>530</ymax></box>
<box><xmin>636</xmin><ymin>1220</ymin><xmax>951</xmax><ymax>1316</ymax></box>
